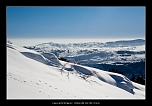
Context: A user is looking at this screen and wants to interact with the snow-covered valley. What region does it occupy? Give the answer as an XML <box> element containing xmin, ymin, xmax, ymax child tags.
<box><xmin>7</xmin><ymin>42</ymin><xmax>145</xmax><ymax>99</ymax></box>
<box><xmin>24</xmin><ymin>39</ymin><xmax>145</xmax><ymax>79</ymax></box>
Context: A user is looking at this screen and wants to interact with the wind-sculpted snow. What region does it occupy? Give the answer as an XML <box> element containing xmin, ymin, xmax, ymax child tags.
<box><xmin>41</xmin><ymin>53</ymin><xmax>62</xmax><ymax>66</ymax></box>
<box><xmin>73</xmin><ymin>65</ymin><xmax>135</xmax><ymax>93</ymax></box>
<box><xmin>7</xmin><ymin>43</ymin><xmax>62</xmax><ymax>67</ymax></box>
<box><xmin>109</xmin><ymin>74</ymin><xmax>134</xmax><ymax>93</ymax></box>
<box><xmin>7</xmin><ymin>43</ymin><xmax>145</xmax><ymax>99</ymax></box>
<box><xmin>20</xmin><ymin>52</ymin><xmax>62</xmax><ymax>67</ymax></box>
<box><xmin>21</xmin><ymin>52</ymin><xmax>48</xmax><ymax>64</ymax></box>
<box><xmin>73</xmin><ymin>65</ymin><xmax>93</xmax><ymax>75</ymax></box>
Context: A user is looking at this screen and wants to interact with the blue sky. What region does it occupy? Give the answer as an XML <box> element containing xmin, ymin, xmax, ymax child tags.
<box><xmin>7</xmin><ymin>6</ymin><xmax>145</xmax><ymax>39</ymax></box>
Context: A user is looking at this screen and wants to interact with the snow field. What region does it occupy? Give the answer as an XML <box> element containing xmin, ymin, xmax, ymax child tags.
<box><xmin>7</xmin><ymin>43</ymin><xmax>145</xmax><ymax>99</ymax></box>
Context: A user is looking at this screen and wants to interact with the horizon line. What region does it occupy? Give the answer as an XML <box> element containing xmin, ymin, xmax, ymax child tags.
<box><xmin>7</xmin><ymin>37</ymin><xmax>145</xmax><ymax>46</ymax></box>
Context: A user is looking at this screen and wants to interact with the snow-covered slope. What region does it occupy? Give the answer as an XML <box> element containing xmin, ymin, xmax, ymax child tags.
<box><xmin>7</xmin><ymin>43</ymin><xmax>145</xmax><ymax>99</ymax></box>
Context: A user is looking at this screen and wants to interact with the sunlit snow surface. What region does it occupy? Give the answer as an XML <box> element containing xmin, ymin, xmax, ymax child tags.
<box><xmin>7</xmin><ymin>43</ymin><xmax>145</xmax><ymax>99</ymax></box>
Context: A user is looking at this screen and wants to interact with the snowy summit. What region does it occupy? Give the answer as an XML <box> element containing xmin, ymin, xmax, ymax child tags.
<box><xmin>7</xmin><ymin>43</ymin><xmax>145</xmax><ymax>99</ymax></box>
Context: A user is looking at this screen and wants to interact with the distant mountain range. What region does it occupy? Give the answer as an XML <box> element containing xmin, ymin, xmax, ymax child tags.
<box><xmin>24</xmin><ymin>39</ymin><xmax>145</xmax><ymax>49</ymax></box>
<box><xmin>105</xmin><ymin>39</ymin><xmax>145</xmax><ymax>47</ymax></box>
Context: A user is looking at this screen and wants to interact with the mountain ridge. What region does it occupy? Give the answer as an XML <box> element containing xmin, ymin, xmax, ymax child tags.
<box><xmin>24</xmin><ymin>39</ymin><xmax>145</xmax><ymax>49</ymax></box>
